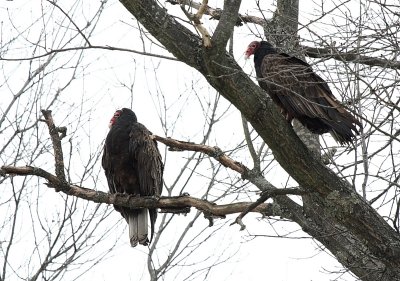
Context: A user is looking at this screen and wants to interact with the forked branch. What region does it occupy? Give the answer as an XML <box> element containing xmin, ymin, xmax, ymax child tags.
<box><xmin>177</xmin><ymin>0</ymin><xmax>212</xmax><ymax>47</ymax></box>
<box><xmin>40</xmin><ymin>110</ymin><xmax>69</xmax><ymax>191</ymax></box>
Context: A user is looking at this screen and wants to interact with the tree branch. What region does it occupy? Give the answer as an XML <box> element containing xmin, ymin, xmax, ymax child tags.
<box><xmin>179</xmin><ymin>0</ymin><xmax>212</xmax><ymax>47</ymax></box>
<box><xmin>153</xmin><ymin>135</ymin><xmax>282</xmax><ymax>202</ymax></box>
<box><xmin>231</xmin><ymin>188</ymin><xmax>307</xmax><ymax>230</ymax></box>
<box><xmin>153</xmin><ymin>135</ymin><xmax>248</xmax><ymax>175</ymax></box>
<box><xmin>241</xmin><ymin>115</ymin><xmax>260</xmax><ymax>173</ymax></box>
<box><xmin>304</xmin><ymin>46</ymin><xmax>400</xmax><ymax>70</ymax></box>
<box><xmin>0</xmin><ymin>45</ymin><xmax>178</xmax><ymax>62</ymax></box>
<box><xmin>0</xmin><ymin>165</ymin><xmax>285</xmax><ymax>218</ymax></box>
<box><xmin>41</xmin><ymin>110</ymin><xmax>69</xmax><ymax>191</ymax></box>
<box><xmin>212</xmin><ymin>0</ymin><xmax>242</xmax><ymax>48</ymax></box>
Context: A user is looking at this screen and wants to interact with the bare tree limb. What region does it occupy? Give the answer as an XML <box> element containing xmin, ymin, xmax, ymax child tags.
<box><xmin>0</xmin><ymin>45</ymin><xmax>178</xmax><ymax>62</ymax></box>
<box><xmin>179</xmin><ymin>0</ymin><xmax>212</xmax><ymax>47</ymax></box>
<box><xmin>153</xmin><ymin>135</ymin><xmax>280</xmax><ymax>194</ymax></box>
<box><xmin>231</xmin><ymin>188</ymin><xmax>307</xmax><ymax>230</ymax></box>
<box><xmin>153</xmin><ymin>133</ymin><xmax>293</xmax><ymax>229</ymax></box>
<box><xmin>304</xmin><ymin>46</ymin><xmax>400</xmax><ymax>70</ymax></box>
<box><xmin>153</xmin><ymin>135</ymin><xmax>248</xmax><ymax>175</ymax></box>
<box><xmin>212</xmin><ymin>0</ymin><xmax>242</xmax><ymax>48</ymax></box>
<box><xmin>0</xmin><ymin>165</ymin><xmax>290</xmax><ymax>218</ymax></box>
<box><xmin>40</xmin><ymin>110</ymin><xmax>69</xmax><ymax>191</ymax></box>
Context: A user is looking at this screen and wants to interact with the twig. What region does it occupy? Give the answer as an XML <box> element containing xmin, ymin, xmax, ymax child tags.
<box><xmin>241</xmin><ymin>114</ymin><xmax>260</xmax><ymax>172</ymax></box>
<box><xmin>304</xmin><ymin>46</ymin><xmax>400</xmax><ymax>71</ymax></box>
<box><xmin>231</xmin><ymin>188</ymin><xmax>307</xmax><ymax>230</ymax></box>
<box><xmin>0</xmin><ymin>45</ymin><xmax>178</xmax><ymax>62</ymax></box>
<box><xmin>47</xmin><ymin>0</ymin><xmax>92</xmax><ymax>46</ymax></box>
<box><xmin>194</xmin><ymin>0</ymin><xmax>212</xmax><ymax>47</ymax></box>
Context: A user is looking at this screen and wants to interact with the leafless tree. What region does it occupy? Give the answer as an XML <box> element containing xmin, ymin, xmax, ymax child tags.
<box><xmin>1</xmin><ymin>0</ymin><xmax>400</xmax><ymax>280</ymax></box>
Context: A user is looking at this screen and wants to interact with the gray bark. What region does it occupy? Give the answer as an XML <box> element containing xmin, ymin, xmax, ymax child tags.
<box><xmin>119</xmin><ymin>0</ymin><xmax>400</xmax><ymax>279</ymax></box>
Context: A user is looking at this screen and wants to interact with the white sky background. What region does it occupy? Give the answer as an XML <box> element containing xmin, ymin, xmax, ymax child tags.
<box><xmin>2</xmin><ymin>0</ymin><xmax>398</xmax><ymax>280</ymax></box>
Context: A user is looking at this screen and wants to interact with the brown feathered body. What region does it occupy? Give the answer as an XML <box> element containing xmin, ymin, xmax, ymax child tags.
<box><xmin>245</xmin><ymin>41</ymin><xmax>361</xmax><ymax>144</ymax></box>
<box><xmin>102</xmin><ymin>108</ymin><xmax>163</xmax><ymax>247</ymax></box>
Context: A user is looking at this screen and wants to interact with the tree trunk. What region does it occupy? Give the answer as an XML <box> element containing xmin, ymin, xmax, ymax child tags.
<box><xmin>119</xmin><ymin>0</ymin><xmax>400</xmax><ymax>279</ymax></box>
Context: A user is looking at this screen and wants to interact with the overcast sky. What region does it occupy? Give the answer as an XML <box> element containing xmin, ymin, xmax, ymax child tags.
<box><xmin>1</xmin><ymin>0</ymin><xmax>383</xmax><ymax>280</ymax></box>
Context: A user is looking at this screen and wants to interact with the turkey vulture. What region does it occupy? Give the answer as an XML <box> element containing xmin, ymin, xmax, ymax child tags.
<box><xmin>245</xmin><ymin>40</ymin><xmax>361</xmax><ymax>144</ymax></box>
<box><xmin>102</xmin><ymin>108</ymin><xmax>163</xmax><ymax>247</ymax></box>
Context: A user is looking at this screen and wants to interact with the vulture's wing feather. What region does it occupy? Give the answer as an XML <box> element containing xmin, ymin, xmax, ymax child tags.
<box><xmin>260</xmin><ymin>53</ymin><xmax>360</xmax><ymax>138</ymax></box>
<box><xmin>129</xmin><ymin>123</ymin><xmax>163</xmax><ymax>243</ymax></box>
<box><xmin>102</xmin><ymin>124</ymin><xmax>137</xmax><ymax>218</ymax></box>
<box><xmin>129</xmin><ymin>123</ymin><xmax>163</xmax><ymax>196</ymax></box>
<box><xmin>102</xmin><ymin>145</ymin><xmax>117</xmax><ymax>193</ymax></box>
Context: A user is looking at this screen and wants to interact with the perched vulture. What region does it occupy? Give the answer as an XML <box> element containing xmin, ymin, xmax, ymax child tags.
<box><xmin>102</xmin><ymin>108</ymin><xmax>163</xmax><ymax>247</ymax></box>
<box><xmin>245</xmin><ymin>40</ymin><xmax>361</xmax><ymax>144</ymax></box>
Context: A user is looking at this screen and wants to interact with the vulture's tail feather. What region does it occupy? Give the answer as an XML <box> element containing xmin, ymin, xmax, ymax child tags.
<box><xmin>148</xmin><ymin>209</ymin><xmax>157</xmax><ymax>244</ymax></box>
<box><xmin>128</xmin><ymin>210</ymin><xmax>149</xmax><ymax>247</ymax></box>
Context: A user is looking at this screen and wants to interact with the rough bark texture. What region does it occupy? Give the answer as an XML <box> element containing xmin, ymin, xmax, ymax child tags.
<box><xmin>119</xmin><ymin>0</ymin><xmax>400</xmax><ymax>280</ymax></box>
<box><xmin>263</xmin><ymin>2</ymin><xmax>400</xmax><ymax>280</ymax></box>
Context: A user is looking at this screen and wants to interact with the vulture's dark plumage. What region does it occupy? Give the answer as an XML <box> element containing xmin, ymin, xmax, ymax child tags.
<box><xmin>245</xmin><ymin>40</ymin><xmax>361</xmax><ymax>144</ymax></box>
<box><xmin>102</xmin><ymin>108</ymin><xmax>163</xmax><ymax>247</ymax></box>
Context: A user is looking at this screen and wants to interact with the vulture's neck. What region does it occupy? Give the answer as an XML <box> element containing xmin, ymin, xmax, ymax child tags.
<box><xmin>253</xmin><ymin>45</ymin><xmax>277</xmax><ymax>78</ymax></box>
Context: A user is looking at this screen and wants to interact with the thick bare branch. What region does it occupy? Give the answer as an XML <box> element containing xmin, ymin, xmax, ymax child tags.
<box><xmin>0</xmin><ymin>165</ymin><xmax>284</xmax><ymax>218</ymax></box>
<box><xmin>41</xmin><ymin>110</ymin><xmax>69</xmax><ymax>190</ymax></box>
<box><xmin>154</xmin><ymin>135</ymin><xmax>279</xmax><ymax>195</ymax></box>
<box><xmin>212</xmin><ymin>0</ymin><xmax>242</xmax><ymax>48</ymax></box>
<box><xmin>153</xmin><ymin>135</ymin><xmax>247</xmax><ymax>174</ymax></box>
